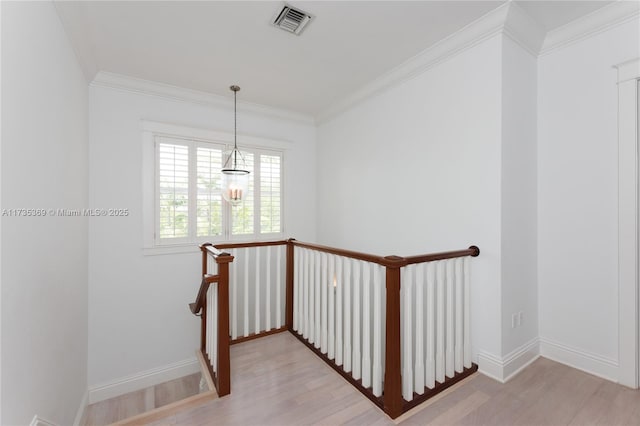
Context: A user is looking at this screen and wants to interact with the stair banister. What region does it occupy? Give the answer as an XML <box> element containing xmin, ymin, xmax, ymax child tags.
<box><xmin>190</xmin><ymin>238</ymin><xmax>480</xmax><ymax>417</ymax></box>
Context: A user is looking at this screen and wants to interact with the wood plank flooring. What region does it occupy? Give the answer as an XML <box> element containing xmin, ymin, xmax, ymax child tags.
<box><xmin>85</xmin><ymin>373</ymin><xmax>202</xmax><ymax>425</ymax></box>
<box><xmin>88</xmin><ymin>332</ymin><xmax>640</xmax><ymax>425</ymax></box>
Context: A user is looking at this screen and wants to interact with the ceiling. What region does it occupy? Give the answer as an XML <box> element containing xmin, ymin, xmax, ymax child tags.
<box><xmin>55</xmin><ymin>1</ymin><xmax>615</xmax><ymax>117</ymax></box>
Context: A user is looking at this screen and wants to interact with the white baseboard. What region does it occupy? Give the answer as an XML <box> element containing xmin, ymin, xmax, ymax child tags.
<box><xmin>539</xmin><ymin>337</ymin><xmax>618</xmax><ymax>382</ymax></box>
<box><xmin>30</xmin><ymin>415</ymin><xmax>58</xmax><ymax>426</ymax></box>
<box><xmin>88</xmin><ymin>357</ymin><xmax>200</xmax><ymax>404</ymax></box>
<box><xmin>73</xmin><ymin>390</ymin><xmax>88</xmax><ymax>426</ymax></box>
<box><xmin>477</xmin><ymin>337</ymin><xmax>540</xmax><ymax>383</ymax></box>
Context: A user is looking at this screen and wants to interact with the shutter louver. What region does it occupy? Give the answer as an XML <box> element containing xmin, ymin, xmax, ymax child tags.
<box><xmin>260</xmin><ymin>154</ymin><xmax>282</xmax><ymax>234</ymax></box>
<box><xmin>158</xmin><ymin>140</ymin><xmax>189</xmax><ymax>239</ymax></box>
<box><xmin>231</xmin><ymin>151</ymin><xmax>255</xmax><ymax>236</ymax></box>
<box><xmin>197</xmin><ymin>146</ymin><xmax>224</xmax><ymax>237</ymax></box>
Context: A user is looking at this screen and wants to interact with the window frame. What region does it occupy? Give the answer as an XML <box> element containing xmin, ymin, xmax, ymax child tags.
<box><xmin>142</xmin><ymin>120</ymin><xmax>288</xmax><ymax>255</ymax></box>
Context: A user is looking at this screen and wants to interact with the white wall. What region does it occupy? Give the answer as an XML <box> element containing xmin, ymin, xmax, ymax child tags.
<box><xmin>1</xmin><ymin>2</ymin><xmax>89</xmax><ymax>424</ymax></box>
<box><xmin>538</xmin><ymin>18</ymin><xmax>640</xmax><ymax>377</ymax></box>
<box><xmin>88</xmin><ymin>84</ymin><xmax>316</xmax><ymax>390</ymax></box>
<box><xmin>500</xmin><ymin>36</ymin><xmax>538</xmax><ymax>356</ymax></box>
<box><xmin>317</xmin><ymin>35</ymin><xmax>504</xmax><ymax>359</ymax></box>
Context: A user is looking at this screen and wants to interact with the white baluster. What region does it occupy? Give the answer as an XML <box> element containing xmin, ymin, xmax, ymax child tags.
<box><xmin>276</xmin><ymin>244</ymin><xmax>282</xmax><ymax>328</ymax></box>
<box><xmin>361</xmin><ymin>262</ymin><xmax>371</xmax><ymax>388</ymax></box>
<box><xmin>292</xmin><ymin>247</ymin><xmax>299</xmax><ymax>332</ymax></box>
<box><xmin>328</xmin><ymin>254</ymin><xmax>335</xmax><ymax>359</ymax></box>
<box><xmin>414</xmin><ymin>263</ymin><xmax>425</xmax><ymax>394</ymax></box>
<box><xmin>455</xmin><ymin>257</ymin><xmax>463</xmax><ymax>373</ymax></box>
<box><xmin>255</xmin><ymin>246</ymin><xmax>261</xmax><ymax>334</ymax></box>
<box><xmin>343</xmin><ymin>258</ymin><xmax>352</xmax><ymax>373</ymax></box>
<box><xmin>426</xmin><ymin>261</ymin><xmax>436</xmax><ymax>389</ymax></box>
<box><xmin>204</xmin><ymin>284</ymin><xmax>215</xmax><ymax>371</ymax></box>
<box><xmin>445</xmin><ymin>259</ymin><xmax>454</xmax><ymax>378</ymax></box>
<box><xmin>315</xmin><ymin>250</ymin><xmax>321</xmax><ymax>349</ymax></box>
<box><xmin>402</xmin><ymin>265</ymin><xmax>414</xmax><ymax>401</ymax></box>
<box><xmin>413</xmin><ymin>263</ymin><xmax>426</xmax><ymax>395</ymax></box>
<box><xmin>295</xmin><ymin>248</ymin><xmax>304</xmax><ymax>334</ymax></box>
<box><xmin>309</xmin><ymin>249</ymin><xmax>315</xmax><ymax>344</ymax></box>
<box><xmin>231</xmin><ymin>249</ymin><xmax>238</xmax><ymax>340</ymax></box>
<box><xmin>266</xmin><ymin>245</ymin><xmax>272</xmax><ymax>332</ymax></box>
<box><xmin>463</xmin><ymin>257</ymin><xmax>471</xmax><ymax>368</ymax></box>
<box><xmin>244</xmin><ymin>249</ymin><xmax>250</xmax><ymax>337</ymax></box>
<box><xmin>436</xmin><ymin>261</ymin><xmax>445</xmax><ymax>383</ymax></box>
<box><xmin>336</xmin><ymin>256</ymin><xmax>343</xmax><ymax>366</ymax></box>
<box><xmin>372</xmin><ymin>265</ymin><xmax>383</xmax><ymax>397</ymax></box>
<box><xmin>212</xmin><ymin>284</ymin><xmax>218</xmax><ymax>373</ymax></box>
<box><xmin>352</xmin><ymin>260</ymin><xmax>362</xmax><ymax>380</ymax></box>
<box><xmin>321</xmin><ymin>252</ymin><xmax>328</xmax><ymax>353</ymax></box>
<box><xmin>303</xmin><ymin>248</ymin><xmax>309</xmax><ymax>339</ymax></box>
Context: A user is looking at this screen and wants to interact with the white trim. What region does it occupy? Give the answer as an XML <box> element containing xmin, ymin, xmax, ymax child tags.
<box><xmin>477</xmin><ymin>351</ymin><xmax>505</xmax><ymax>382</ymax></box>
<box><xmin>539</xmin><ymin>337</ymin><xmax>619</xmax><ymax>382</ymax></box>
<box><xmin>318</xmin><ymin>1</ymin><xmax>639</xmax><ymax>124</ymax></box>
<box><xmin>617</xmin><ymin>57</ymin><xmax>640</xmax><ymax>84</ymax></box>
<box><xmin>501</xmin><ymin>338</ymin><xmax>541</xmax><ymax>381</ymax></box>
<box><xmin>29</xmin><ymin>416</ymin><xmax>58</xmax><ymax>426</ymax></box>
<box><xmin>92</xmin><ymin>71</ymin><xmax>315</xmax><ymax>125</ymax></box>
<box><xmin>316</xmin><ymin>3</ymin><xmax>509</xmax><ymax>124</ymax></box>
<box><xmin>502</xmin><ymin>2</ymin><xmax>546</xmax><ymax>57</ymax></box>
<box><xmin>72</xmin><ymin>390</ymin><xmax>88</xmax><ymax>426</ymax></box>
<box><xmin>616</xmin><ymin>57</ymin><xmax>640</xmax><ymax>388</ymax></box>
<box><xmin>142</xmin><ymin>244</ymin><xmax>200</xmax><ymax>256</ymax></box>
<box><xmin>540</xmin><ymin>1</ymin><xmax>640</xmax><ymax>56</ymax></box>
<box><xmin>477</xmin><ymin>338</ymin><xmax>540</xmax><ymax>383</ymax></box>
<box><xmin>0</xmin><ymin>2</ymin><xmax>3</xmax><ymax>423</ymax></box>
<box><xmin>140</xmin><ymin>120</ymin><xmax>294</xmax><ymax>151</ymax></box>
<box><xmin>88</xmin><ymin>357</ymin><xmax>200</xmax><ymax>404</ymax></box>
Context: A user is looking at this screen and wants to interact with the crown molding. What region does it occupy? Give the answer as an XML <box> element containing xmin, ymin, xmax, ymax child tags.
<box><xmin>540</xmin><ymin>0</ymin><xmax>640</xmax><ymax>56</ymax></box>
<box><xmin>317</xmin><ymin>1</ymin><xmax>638</xmax><ymax>124</ymax></box>
<box><xmin>90</xmin><ymin>71</ymin><xmax>315</xmax><ymax>126</ymax></box>
<box><xmin>315</xmin><ymin>3</ymin><xmax>511</xmax><ymax>124</ymax></box>
<box><xmin>503</xmin><ymin>1</ymin><xmax>546</xmax><ymax>56</ymax></box>
<box><xmin>615</xmin><ymin>57</ymin><xmax>640</xmax><ymax>83</ymax></box>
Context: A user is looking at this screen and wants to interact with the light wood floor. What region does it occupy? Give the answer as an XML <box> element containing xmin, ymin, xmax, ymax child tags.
<box><xmin>85</xmin><ymin>373</ymin><xmax>202</xmax><ymax>425</ymax></box>
<box><xmin>92</xmin><ymin>332</ymin><xmax>640</xmax><ymax>425</ymax></box>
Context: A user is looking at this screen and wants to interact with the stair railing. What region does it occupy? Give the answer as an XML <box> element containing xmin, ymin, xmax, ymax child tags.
<box><xmin>190</xmin><ymin>243</ymin><xmax>233</xmax><ymax>396</ymax></box>
<box><xmin>190</xmin><ymin>239</ymin><xmax>479</xmax><ymax>418</ymax></box>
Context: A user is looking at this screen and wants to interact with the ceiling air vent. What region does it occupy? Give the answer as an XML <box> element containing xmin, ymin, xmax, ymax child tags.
<box><xmin>273</xmin><ymin>4</ymin><xmax>313</xmax><ymax>35</ymax></box>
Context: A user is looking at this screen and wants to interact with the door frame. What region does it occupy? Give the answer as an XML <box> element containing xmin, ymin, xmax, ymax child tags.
<box><xmin>616</xmin><ymin>57</ymin><xmax>640</xmax><ymax>388</ymax></box>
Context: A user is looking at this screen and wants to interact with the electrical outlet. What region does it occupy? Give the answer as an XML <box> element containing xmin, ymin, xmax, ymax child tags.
<box><xmin>517</xmin><ymin>311</ymin><xmax>523</xmax><ymax>327</ymax></box>
<box><xmin>511</xmin><ymin>313</ymin><xmax>517</xmax><ymax>328</ymax></box>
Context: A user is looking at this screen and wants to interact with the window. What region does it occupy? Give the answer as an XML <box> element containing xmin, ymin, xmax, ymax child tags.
<box><xmin>154</xmin><ymin>135</ymin><xmax>283</xmax><ymax>245</ymax></box>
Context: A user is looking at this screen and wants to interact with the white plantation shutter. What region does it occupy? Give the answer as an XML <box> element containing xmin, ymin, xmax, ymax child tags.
<box><xmin>260</xmin><ymin>154</ymin><xmax>282</xmax><ymax>234</ymax></box>
<box><xmin>155</xmin><ymin>136</ymin><xmax>283</xmax><ymax>244</ymax></box>
<box><xmin>157</xmin><ymin>139</ymin><xmax>189</xmax><ymax>240</ymax></box>
<box><xmin>196</xmin><ymin>145</ymin><xmax>224</xmax><ymax>237</ymax></box>
<box><xmin>230</xmin><ymin>151</ymin><xmax>254</xmax><ymax>236</ymax></box>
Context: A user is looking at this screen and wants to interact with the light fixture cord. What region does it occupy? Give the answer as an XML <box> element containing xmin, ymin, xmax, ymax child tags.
<box><xmin>233</xmin><ymin>88</ymin><xmax>237</xmax><ymax>168</ymax></box>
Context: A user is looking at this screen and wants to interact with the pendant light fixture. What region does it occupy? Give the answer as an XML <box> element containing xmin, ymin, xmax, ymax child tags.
<box><xmin>221</xmin><ymin>85</ymin><xmax>249</xmax><ymax>206</ymax></box>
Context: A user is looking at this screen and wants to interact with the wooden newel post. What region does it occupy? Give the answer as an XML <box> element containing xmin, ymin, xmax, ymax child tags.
<box><xmin>285</xmin><ymin>239</ymin><xmax>295</xmax><ymax>330</ymax></box>
<box><xmin>383</xmin><ymin>256</ymin><xmax>405</xmax><ymax>419</ymax></box>
<box><xmin>215</xmin><ymin>252</ymin><xmax>233</xmax><ymax>397</ymax></box>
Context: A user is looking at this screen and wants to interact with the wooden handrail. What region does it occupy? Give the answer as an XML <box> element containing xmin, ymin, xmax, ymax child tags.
<box><xmin>291</xmin><ymin>240</ymin><xmax>391</xmax><ymax>265</ymax></box>
<box><xmin>290</xmin><ymin>240</ymin><xmax>479</xmax><ymax>267</ymax></box>
<box><xmin>191</xmin><ymin>243</ymin><xmax>234</xmax><ymax>397</ymax></box>
<box><xmin>404</xmin><ymin>245</ymin><xmax>480</xmax><ymax>265</ymax></box>
<box><xmin>202</xmin><ymin>244</ymin><xmax>232</xmax><ymax>258</ymax></box>
<box><xmin>190</xmin><ymin>274</ymin><xmax>219</xmax><ymax>315</ymax></box>
<box><xmin>212</xmin><ymin>240</ymin><xmax>288</xmax><ymax>250</ymax></box>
